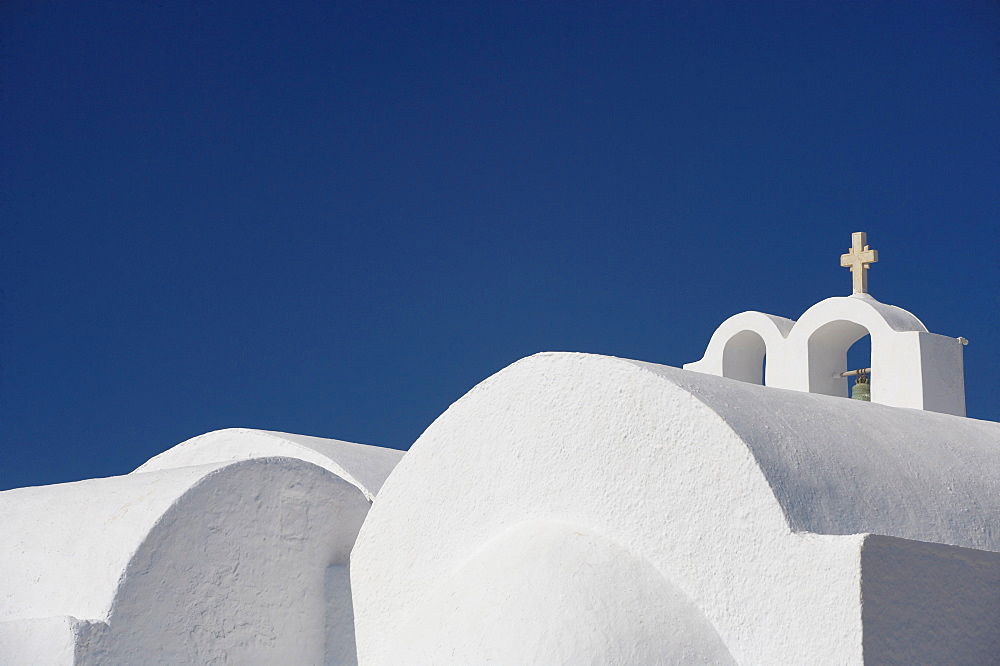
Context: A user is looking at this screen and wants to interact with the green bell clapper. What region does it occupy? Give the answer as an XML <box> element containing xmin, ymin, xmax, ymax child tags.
<box><xmin>851</xmin><ymin>370</ymin><xmax>871</xmax><ymax>401</ymax></box>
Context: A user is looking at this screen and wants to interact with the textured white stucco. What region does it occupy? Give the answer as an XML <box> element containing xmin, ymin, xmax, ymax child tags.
<box><xmin>860</xmin><ymin>534</ymin><xmax>1000</xmax><ymax>664</ymax></box>
<box><xmin>352</xmin><ymin>352</ymin><xmax>1000</xmax><ymax>664</ymax></box>
<box><xmin>135</xmin><ymin>428</ymin><xmax>404</xmax><ymax>501</ymax></box>
<box><xmin>385</xmin><ymin>519</ymin><xmax>735</xmax><ymax>664</ymax></box>
<box><xmin>2</xmin><ymin>462</ymin><xmax>234</xmax><ymax>623</ymax></box>
<box><xmin>0</xmin><ymin>617</ymin><xmax>84</xmax><ymax>665</ymax></box>
<box><xmin>353</xmin><ymin>353</ymin><xmax>862</xmax><ymax>663</ymax></box>
<box><xmin>0</xmin><ymin>457</ymin><xmax>370</xmax><ymax>664</ymax></box>
<box><xmin>638</xmin><ymin>358</ymin><xmax>1000</xmax><ymax>548</ymax></box>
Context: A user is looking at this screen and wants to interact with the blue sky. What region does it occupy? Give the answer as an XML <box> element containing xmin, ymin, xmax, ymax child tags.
<box><xmin>2</xmin><ymin>1</ymin><xmax>997</xmax><ymax>491</ymax></box>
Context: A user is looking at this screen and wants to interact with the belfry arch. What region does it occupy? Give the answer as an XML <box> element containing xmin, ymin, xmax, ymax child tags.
<box><xmin>805</xmin><ymin>319</ymin><xmax>872</xmax><ymax>398</ymax></box>
<box><xmin>722</xmin><ymin>330</ymin><xmax>767</xmax><ymax>385</ymax></box>
<box><xmin>683</xmin><ymin>311</ymin><xmax>794</xmax><ymax>386</ymax></box>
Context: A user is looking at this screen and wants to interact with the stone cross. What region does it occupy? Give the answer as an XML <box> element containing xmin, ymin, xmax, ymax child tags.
<box><xmin>840</xmin><ymin>231</ymin><xmax>878</xmax><ymax>294</ymax></box>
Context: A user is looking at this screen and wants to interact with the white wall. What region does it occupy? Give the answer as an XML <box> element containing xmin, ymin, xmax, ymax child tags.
<box><xmin>861</xmin><ymin>535</ymin><xmax>1000</xmax><ymax>663</ymax></box>
<box><xmin>0</xmin><ymin>458</ymin><xmax>371</xmax><ymax>665</ymax></box>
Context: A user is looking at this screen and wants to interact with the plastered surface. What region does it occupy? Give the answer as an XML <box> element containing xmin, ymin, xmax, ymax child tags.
<box><xmin>387</xmin><ymin>520</ymin><xmax>736</xmax><ymax>664</ymax></box>
<box><xmin>637</xmin><ymin>358</ymin><xmax>1000</xmax><ymax>549</ymax></box>
<box><xmin>0</xmin><ymin>458</ymin><xmax>370</xmax><ymax>664</ymax></box>
<box><xmin>353</xmin><ymin>353</ymin><xmax>868</xmax><ymax>664</ymax></box>
<box><xmin>0</xmin><ymin>617</ymin><xmax>86</xmax><ymax>665</ymax></box>
<box><xmin>1</xmin><ymin>462</ymin><xmax>235</xmax><ymax>623</ymax></box>
<box><xmin>135</xmin><ymin>428</ymin><xmax>404</xmax><ymax>501</ymax></box>
<box><xmin>352</xmin><ymin>352</ymin><xmax>1000</xmax><ymax>664</ymax></box>
<box><xmin>861</xmin><ymin>535</ymin><xmax>1000</xmax><ymax>664</ymax></box>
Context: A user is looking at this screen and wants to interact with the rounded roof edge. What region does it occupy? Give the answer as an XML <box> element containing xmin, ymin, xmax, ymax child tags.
<box><xmin>629</xmin><ymin>358</ymin><xmax>1000</xmax><ymax>550</ymax></box>
<box><xmin>353</xmin><ymin>350</ymin><xmax>786</xmax><ymax>663</ymax></box>
<box><xmin>0</xmin><ymin>457</ymin><xmax>366</xmax><ymax>626</ymax></box>
<box><xmin>0</xmin><ymin>460</ymin><xmax>239</xmax><ymax>622</ymax></box>
<box><xmin>378</xmin><ymin>350</ymin><xmax>1000</xmax><ymax>552</ymax></box>
<box><xmin>797</xmin><ymin>294</ymin><xmax>928</xmax><ymax>334</ymax></box>
<box><xmin>133</xmin><ymin>428</ymin><xmax>405</xmax><ymax>501</ymax></box>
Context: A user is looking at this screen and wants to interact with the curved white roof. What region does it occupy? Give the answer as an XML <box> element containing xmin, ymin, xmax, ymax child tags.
<box><xmin>352</xmin><ymin>351</ymin><xmax>1000</xmax><ymax>664</ymax></box>
<box><xmin>0</xmin><ymin>457</ymin><xmax>370</xmax><ymax>663</ymax></box>
<box><xmin>633</xmin><ymin>357</ymin><xmax>1000</xmax><ymax>547</ymax></box>
<box><xmin>135</xmin><ymin>428</ymin><xmax>405</xmax><ymax>501</ymax></box>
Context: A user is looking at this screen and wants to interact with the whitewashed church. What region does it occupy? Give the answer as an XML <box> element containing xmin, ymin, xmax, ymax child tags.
<box><xmin>3</xmin><ymin>233</ymin><xmax>997</xmax><ymax>664</ymax></box>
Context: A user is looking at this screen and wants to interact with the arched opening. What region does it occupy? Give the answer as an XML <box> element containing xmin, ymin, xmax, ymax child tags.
<box><xmin>846</xmin><ymin>334</ymin><xmax>872</xmax><ymax>399</ymax></box>
<box><xmin>722</xmin><ymin>330</ymin><xmax>766</xmax><ymax>385</ymax></box>
<box><xmin>806</xmin><ymin>320</ymin><xmax>872</xmax><ymax>398</ymax></box>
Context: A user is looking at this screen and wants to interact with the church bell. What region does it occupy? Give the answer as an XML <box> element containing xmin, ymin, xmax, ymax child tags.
<box><xmin>851</xmin><ymin>370</ymin><xmax>871</xmax><ymax>401</ymax></box>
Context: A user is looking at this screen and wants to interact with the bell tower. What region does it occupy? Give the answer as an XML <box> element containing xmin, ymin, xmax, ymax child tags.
<box><xmin>684</xmin><ymin>233</ymin><xmax>967</xmax><ymax>416</ymax></box>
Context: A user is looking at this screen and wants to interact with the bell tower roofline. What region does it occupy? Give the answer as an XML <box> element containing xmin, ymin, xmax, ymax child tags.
<box><xmin>685</xmin><ymin>297</ymin><xmax>964</xmax><ymax>417</ymax></box>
